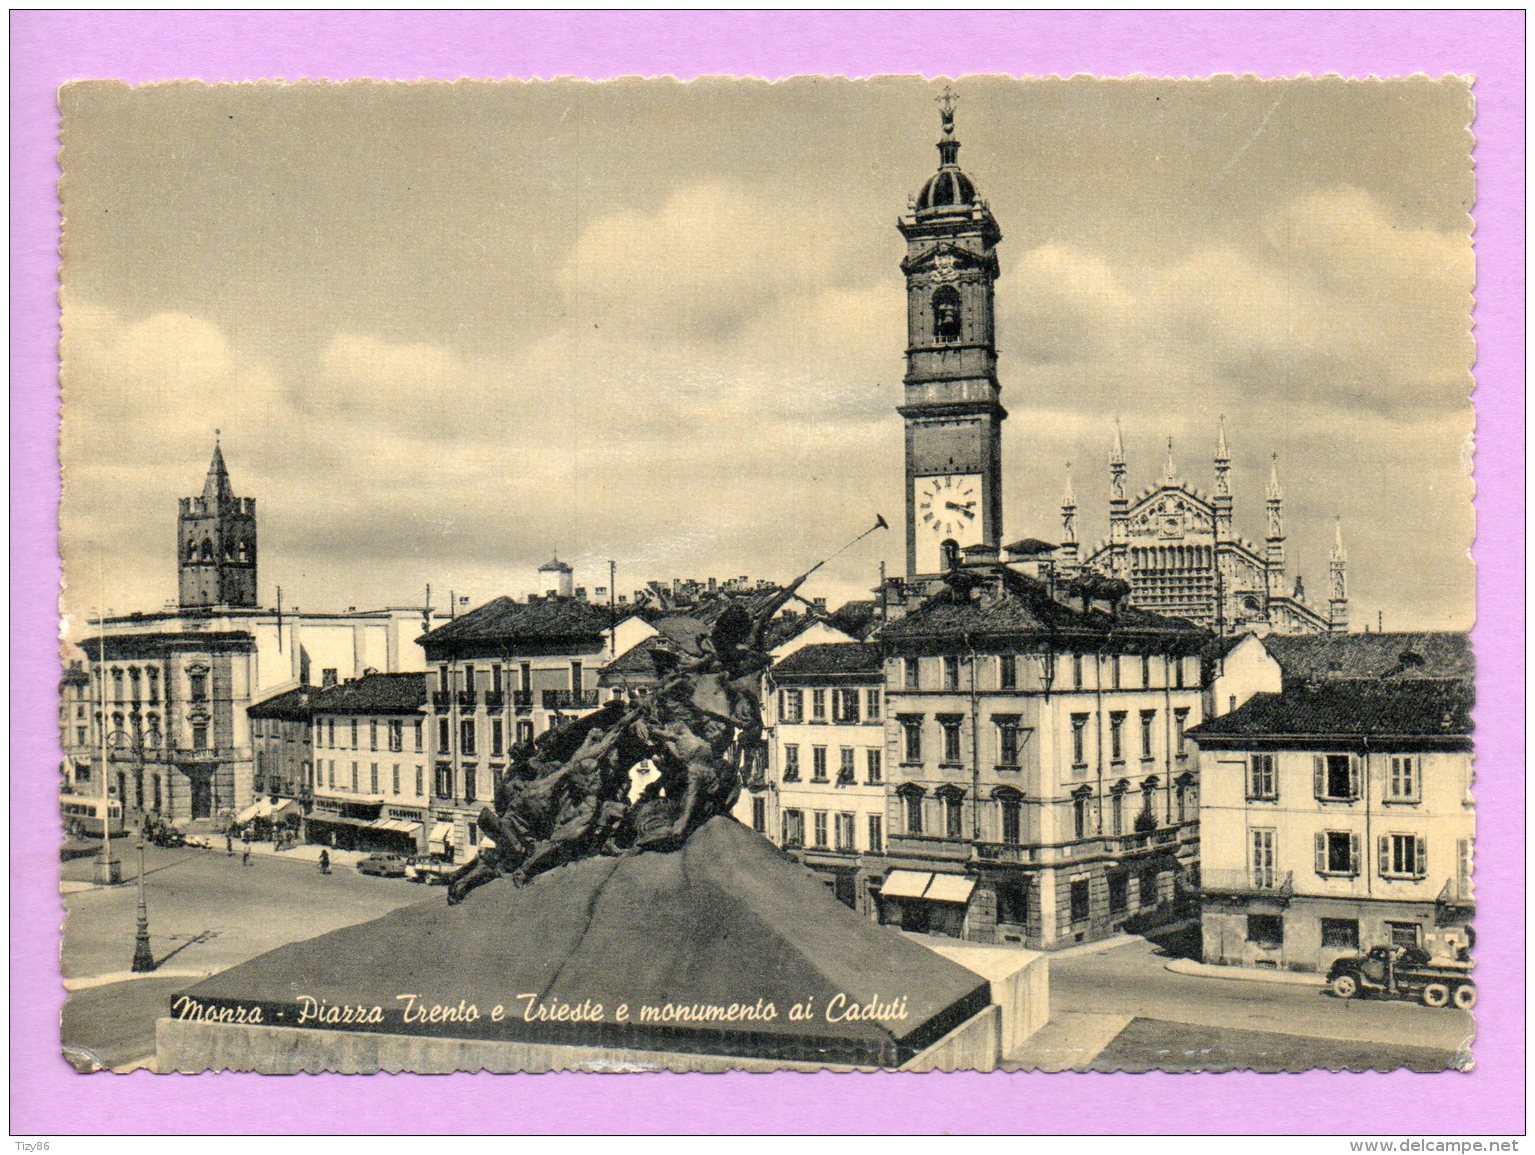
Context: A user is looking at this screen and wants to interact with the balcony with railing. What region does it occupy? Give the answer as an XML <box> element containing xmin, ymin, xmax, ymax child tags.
<box><xmin>456</xmin><ymin>689</ymin><xmax>478</xmax><ymax>709</ymax></box>
<box><xmin>512</xmin><ymin>689</ymin><xmax>534</xmax><ymax>708</ymax></box>
<box><xmin>886</xmin><ymin>833</ymin><xmax>973</xmax><ymax>863</ymax></box>
<box><xmin>1437</xmin><ymin>877</ymin><xmax>1475</xmax><ymax>913</ymax></box>
<box><xmin>431</xmin><ymin>691</ymin><xmax>452</xmax><ymax>713</ymax></box>
<box><xmin>483</xmin><ymin>690</ymin><xmax>505</xmax><ymax>711</ymax></box>
<box><xmin>1200</xmin><ymin>869</ymin><xmax>1293</xmax><ymax>900</ymax></box>
<box><xmin>542</xmin><ymin>689</ymin><xmax>601</xmax><ymax>711</ymax></box>
<box><xmin>972</xmin><ymin>841</ymin><xmax>1039</xmax><ymax>866</ymax></box>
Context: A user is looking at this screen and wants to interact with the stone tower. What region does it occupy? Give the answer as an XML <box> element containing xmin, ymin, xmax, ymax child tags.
<box><xmin>898</xmin><ymin>88</ymin><xmax>1005</xmax><ymax>578</ymax></box>
<box><xmin>178</xmin><ymin>437</ymin><xmax>257</xmax><ymax>609</ymax></box>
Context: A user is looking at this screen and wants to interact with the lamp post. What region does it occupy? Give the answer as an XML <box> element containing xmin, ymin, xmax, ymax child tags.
<box><xmin>107</xmin><ymin>727</ymin><xmax>159</xmax><ymax>973</ymax></box>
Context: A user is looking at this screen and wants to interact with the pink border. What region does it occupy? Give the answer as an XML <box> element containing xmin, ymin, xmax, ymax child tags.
<box><xmin>11</xmin><ymin>11</ymin><xmax>1524</xmax><ymax>1136</ymax></box>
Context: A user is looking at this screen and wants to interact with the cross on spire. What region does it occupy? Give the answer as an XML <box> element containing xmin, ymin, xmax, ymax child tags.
<box><xmin>937</xmin><ymin>85</ymin><xmax>958</xmax><ymax>135</ymax></box>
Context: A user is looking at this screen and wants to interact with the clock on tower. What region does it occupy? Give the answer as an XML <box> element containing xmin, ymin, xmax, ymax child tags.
<box><xmin>898</xmin><ymin>89</ymin><xmax>1006</xmax><ymax>579</ymax></box>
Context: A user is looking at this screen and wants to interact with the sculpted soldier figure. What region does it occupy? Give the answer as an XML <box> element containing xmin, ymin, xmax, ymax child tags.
<box><xmin>444</xmin><ymin>517</ymin><xmax>887</xmax><ymax>905</ymax></box>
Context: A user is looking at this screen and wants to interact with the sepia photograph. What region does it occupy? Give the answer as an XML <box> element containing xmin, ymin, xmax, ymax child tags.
<box><xmin>47</xmin><ymin>71</ymin><xmax>1484</xmax><ymax>1081</ymax></box>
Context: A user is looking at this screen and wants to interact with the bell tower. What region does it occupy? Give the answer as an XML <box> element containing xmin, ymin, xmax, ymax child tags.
<box><xmin>178</xmin><ymin>434</ymin><xmax>258</xmax><ymax>609</ymax></box>
<box><xmin>898</xmin><ymin>88</ymin><xmax>1005</xmax><ymax>579</ymax></box>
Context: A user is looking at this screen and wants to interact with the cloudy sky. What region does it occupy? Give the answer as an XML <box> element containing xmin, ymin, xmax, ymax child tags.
<box><xmin>59</xmin><ymin>76</ymin><xmax>1474</xmax><ymax>632</ymax></box>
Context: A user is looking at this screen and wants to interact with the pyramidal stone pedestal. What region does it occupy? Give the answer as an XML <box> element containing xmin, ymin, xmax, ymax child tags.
<box><xmin>156</xmin><ymin>818</ymin><xmax>1030</xmax><ymax>1072</ymax></box>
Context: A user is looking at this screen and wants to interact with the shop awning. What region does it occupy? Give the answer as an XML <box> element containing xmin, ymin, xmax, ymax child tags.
<box><xmin>428</xmin><ymin>822</ymin><xmax>455</xmax><ymax>850</ymax></box>
<box><xmin>235</xmin><ymin>802</ymin><xmax>266</xmax><ymax>824</ymax></box>
<box><xmin>269</xmin><ymin>799</ymin><xmax>301</xmax><ymax>821</ymax></box>
<box><xmin>924</xmin><ymin>874</ymin><xmax>976</xmax><ymax>905</ymax></box>
<box><xmin>371</xmin><ymin>819</ymin><xmax>423</xmax><ymax>835</ymax></box>
<box><xmin>879</xmin><ymin>870</ymin><xmax>934</xmax><ymax>900</ymax></box>
<box><xmin>307</xmin><ymin>813</ymin><xmax>376</xmax><ymax>829</ymax></box>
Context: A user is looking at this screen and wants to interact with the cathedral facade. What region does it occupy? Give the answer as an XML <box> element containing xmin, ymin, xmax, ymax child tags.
<box><xmin>1061</xmin><ymin>423</ymin><xmax>1347</xmax><ymax>636</ymax></box>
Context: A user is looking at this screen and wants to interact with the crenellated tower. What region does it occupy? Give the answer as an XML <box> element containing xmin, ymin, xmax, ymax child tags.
<box><xmin>178</xmin><ymin>435</ymin><xmax>258</xmax><ymax>609</ymax></box>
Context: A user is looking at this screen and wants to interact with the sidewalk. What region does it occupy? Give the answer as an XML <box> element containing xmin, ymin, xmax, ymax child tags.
<box><xmin>1165</xmin><ymin>956</ymin><xmax>1325</xmax><ymax>987</ymax></box>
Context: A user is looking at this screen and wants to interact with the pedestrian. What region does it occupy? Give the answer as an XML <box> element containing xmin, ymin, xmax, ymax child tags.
<box><xmin>319</xmin><ymin>849</ymin><xmax>330</xmax><ymax>876</ymax></box>
<box><xmin>226</xmin><ymin>833</ymin><xmax>233</xmax><ymax>856</ymax></box>
<box><xmin>242</xmin><ymin>846</ymin><xmax>251</xmax><ymax>868</ymax></box>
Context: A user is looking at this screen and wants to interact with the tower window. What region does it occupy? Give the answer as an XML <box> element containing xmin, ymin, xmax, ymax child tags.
<box><xmin>932</xmin><ymin>286</ymin><xmax>962</xmax><ymax>342</ymax></box>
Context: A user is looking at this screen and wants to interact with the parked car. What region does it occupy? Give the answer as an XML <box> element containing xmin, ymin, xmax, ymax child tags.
<box><xmin>356</xmin><ymin>853</ymin><xmax>410</xmax><ymax>878</ymax></box>
<box><xmin>1327</xmin><ymin>944</ymin><xmax>1475</xmax><ymax>1009</ymax></box>
<box><xmin>406</xmin><ymin>858</ymin><xmax>453</xmax><ymax>886</ymax></box>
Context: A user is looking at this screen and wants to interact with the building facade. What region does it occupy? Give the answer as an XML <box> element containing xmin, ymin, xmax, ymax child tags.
<box><xmin>1066</xmin><ymin>425</ymin><xmax>1346</xmax><ymax>636</ymax></box>
<box><xmin>418</xmin><ymin>595</ymin><xmax>624</xmax><ymax>860</ymax></box>
<box><xmin>876</xmin><ymin>560</ymin><xmax>1207</xmax><ymax>948</ymax></box>
<box><xmin>1192</xmin><ymin>633</ymin><xmax>1474</xmax><ymax>972</ymax></box>
<box><xmin>737</xmin><ymin>643</ymin><xmax>888</xmax><ymax>917</ymax></box>
<box><xmin>247</xmin><ymin>685</ymin><xmax>317</xmax><ymax>807</ymax></box>
<box><xmin>306</xmin><ymin>673</ymin><xmax>430</xmax><ymax>856</ymax></box>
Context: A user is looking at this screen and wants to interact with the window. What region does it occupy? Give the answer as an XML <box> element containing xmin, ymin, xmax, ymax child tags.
<box><xmin>491</xmin><ymin>719</ymin><xmax>504</xmax><ymax>757</ymax></box>
<box><xmin>415</xmin><ymin>766</ymin><xmax>424</xmax><ymax>797</ymax></box>
<box><xmin>834</xmin><ymin>812</ymin><xmax>855</xmax><ymax>851</ymax></box>
<box><xmin>1380</xmin><ymin>833</ymin><xmax>1427</xmax><ymax>879</ymax></box>
<box><xmin>782</xmin><ymin>744</ymin><xmax>801</xmax><ymax>782</ymax></box>
<box><xmin>1173</xmin><ymin>708</ymin><xmax>1189</xmax><ymax>758</ymax></box>
<box><xmin>76</xmin><ymin>727</ymin><xmax>87</xmax><ymax>746</ymax></box>
<box><xmin>902</xmin><ymin>789</ymin><xmax>924</xmax><ymax>835</ymax></box>
<box><xmin>191</xmin><ymin>722</ymin><xmax>208</xmax><ymax>751</ymax></box>
<box><xmin>519</xmin><ymin>662</ymin><xmax>532</xmax><ymax>693</ymax></box>
<box><xmin>999</xmin><ymin>654</ymin><xmax>1017</xmax><ymax>690</ymax></box>
<box><xmin>1110</xmin><ymin>654</ymin><xmax>1121</xmax><ymax>690</ymax></box>
<box><xmin>904</xmin><ymin>657</ymin><xmax>920</xmax><ymax>689</ymax></box>
<box><xmin>459</xmin><ymin>719</ymin><xmax>476</xmax><ymax>756</ymax></box>
<box><xmin>1388</xmin><ymin>756</ymin><xmax>1420</xmax><ymax>802</ymax></box>
<box><xmin>1110</xmin><ymin>789</ymin><xmax>1125</xmax><ymax>836</ymax></box>
<box><xmin>751</xmin><ymin>796</ymin><xmax>767</xmax><ymax>834</ymax></box>
<box><xmin>462</xmin><ymin>665</ymin><xmax>476</xmax><ymax>693</ymax></box>
<box><xmin>1141</xmin><ymin>653</ymin><xmax>1152</xmax><ymax>688</ymax></box>
<box><xmin>369</xmin><ymin>763</ymin><xmax>379</xmax><ymax>794</ymax></box>
<box><xmin>516</xmin><ymin>720</ymin><xmax>533</xmax><ymax>746</ymax></box>
<box><xmin>998</xmin><ymin>791</ymin><xmax>1022</xmax><ymax>845</ymax></box>
<box><xmin>1321</xmin><ymin>918</ymin><xmax>1360</xmax><ymax>950</ymax></box>
<box><xmin>1315</xmin><ymin>754</ymin><xmax>1360</xmax><ymax>801</ymax></box>
<box><xmin>1070</xmin><ymin>878</ymin><xmax>1091</xmax><ymax>924</ymax></box>
<box><xmin>865</xmin><ymin>689</ymin><xmax>882</xmax><ymax>721</ymax></box>
<box><xmin>1070</xmin><ymin>654</ymin><xmax>1083</xmax><ymax>690</ymax></box>
<box><xmin>569</xmin><ymin>661</ymin><xmax>583</xmax><ymax>691</ymax></box>
<box><xmin>465</xmin><ymin>766</ymin><xmax>477</xmax><ymax>804</ymax></box>
<box><xmin>328</xmin><ymin>760</ymin><xmax>336</xmax><ymax>788</ymax></box>
<box><xmin>996</xmin><ymin>719</ymin><xmax>1021</xmax><ymax>767</ymax></box>
<box><xmin>867</xmin><ymin>814</ymin><xmax>884</xmax><ymax>854</ymax></box>
<box><xmin>838</xmin><ymin>747</ymin><xmax>855</xmax><ymax>784</ymax></box>
<box><xmin>1140</xmin><ymin>710</ymin><xmax>1156</xmax><ymax>761</ymax></box>
<box><xmin>391</xmin><ymin>764</ymin><xmax>401</xmax><ymax>795</ymax></box>
<box><xmin>1071</xmin><ymin>714</ymin><xmax>1089</xmax><ymax>767</ymax></box>
<box><xmin>1174</xmin><ymin>657</ymin><xmax>1186</xmax><ymax>689</ymax></box>
<box><xmin>1315</xmin><ymin>830</ymin><xmax>1361</xmax><ymax>876</ymax></box>
<box><xmin>932</xmin><ymin>284</ymin><xmax>962</xmax><ymax>342</ymax></box>
<box><xmin>1175</xmin><ymin>780</ymin><xmax>1192</xmax><ymax>823</ymax></box>
<box><xmin>388</xmin><ymin>719</ymin><xmax>404</xmax><ymax>752</ymax></box>
<box><xmin>1251</xmin><ymin>828</ymin><xmax>1277</xmax><ymax>888</ymax></box>
<box><xmin>437</xmin><ymin>717</ymin><xmax>450</xmax><ymax>752</ymax></box>
<box><xmin>350</xmin><ymin>762</ymin><xmax>359</xmax><ymax>791</ymax></box>
<box><xmin>490</xmin><ymin>664</ymin><xmax>503</xmax><ymax>694</ymax></box>
<box><xmin>810</xmin><ymin>689</ymin><xmax>827</xmax><ymax>722</ymax></box>
<box><xmin>438</xmin><ymin>667</ymin><xmax>450</xmax><ymax>694</ymax></box>
<box><xmin>865</xmin><ymin>748</ymin><xmax>882</xmax><ymax>784</ymax></box>
<box><xmin>1109</xmin><ymin>712</ymin><xmax>1126</xmax><ymax>763</ymax></box>
<box><xmin>1072</xmin><ymin>792</ymin><xmax>1090</xmax><ymax>840</ymax></box>
<box><xmin>780</xmin><ymin>689</ymin><xmax>804</xmax><ymax>723</ymax></box>
<box><xmin>832</xmin><ymin>689</ymin><xmax>860</xmax><ymax>723</ymax></box>
<box><xmin>783</xmin><ymin>809</ymin><xmax>805</xmax><ymax>848</ymax></box>
<box><xmin>940</xmin><ymin>718</ymin><xmax>962</xmax><ymax>763</ymax></box>
<box><xmin>941</xmin><ymin>791</ymin><xmax>964</xmax><ymax>838</ymax></box>
<box><xmin>188</xmin><ymin>672</ymin><xmax>207</xmax><ymax>702</ymax></box>
<box><xmin>1109</xmin><ymin>872</ymin><xmax>1129</xmax><ymax>914</ymax></box>
<box><xmin>327</xmin><ymin>719</ymin><xmax>336</xmax><ymax>747</ymax></box>
<box><xmin>435</xmin><ymin>764</ymin><xmax>452</xmax><ymax>797</ymax></box>
<box><xmin>942</xmin><ymin>656</ymin><xmax>959</xmax><ymax>691</ymax></box>
<box><xmin>901</xmin><ymin>719</ymin><xmax>922</xmax><ymax>763</ymax></box>
<box><xmin>1246</xmin><ymin>914</ymin><xmax>1284</xmax><ymax>949</ymax></box>
<box><xmin>369</xmin><ymin>720</ymin><xmax>379</xmax><ymax>751</ymax></box>
<box><xmin>1248</xmin><ymin>753</ymin><xmax>1278</xmax><ymax>800</ymax></box>
<box><xmin>811</xmin><ymin>747</ymin><xmax>828</xmax><ymax>782</ymax></box>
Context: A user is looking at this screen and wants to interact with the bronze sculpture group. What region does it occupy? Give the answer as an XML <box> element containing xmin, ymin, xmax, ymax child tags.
<box><xmin>445</xmin><ymin>518</ymin><xmax>886</xmax><ymax>905</ymax></box>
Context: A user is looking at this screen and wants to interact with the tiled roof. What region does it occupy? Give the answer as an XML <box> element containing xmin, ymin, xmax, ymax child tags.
<box><xmin>419</xmin><ymin>595</ymin><xmax>612</xmax><ymax>647</ymax></box>
<box><xmin>1188</xmin><ymin>678</ymin><xmax>1473</xmax><ymax>744</ymax></box>
<box><xmin>880</xmin><ymin>568</ymin><xmax>1205</xmax><ymax>648</ymax></box>
<box><xmin>773</xmin><ymin>643</ymin><xmax>884</xmax><ymax>679</ymax></box>
<box><xmin>83</xmin><ymin>632</ymin><xmax>257</xmax><ymax>660</ymax></box>
<box><xmin>248</xmin><ymin>685</ymin><xmax>320</xmax><ymax>721</ymax></box>
<box><xmin>602</xmin><ymin>634</ymin><xmax>668</xmax><ymax>677</ymax></box>
<box><xmin>828</xmin><ymin>600</ymin><xmax>880</xmax><ymax>640</ymax></box>
<box><xmin>1002</xmin><ymin>537</ymin><xmax>1058</xmax><ymax>557</ymax></box>
<box><xmin>310</xmin><ymin>673</ymin><xmax>427</xmax><ymax>716</ymax></box>
<box><xmin>1263</xmin><ymin>631</ymin><xmax>1474</xmax><ymax>682</ymax></box>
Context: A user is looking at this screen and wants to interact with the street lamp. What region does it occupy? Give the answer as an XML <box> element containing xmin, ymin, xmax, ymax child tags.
<box><xmin>107</xmin><ymin>728</ymin><xmax>159</xmax><ymax>973</ymax></box>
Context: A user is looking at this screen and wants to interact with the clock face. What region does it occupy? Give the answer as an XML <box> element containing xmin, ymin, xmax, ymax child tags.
<box><xmin>914</xmin><ymin>473</ymin><xmax>984</xmax><ymax>573</ymax></box>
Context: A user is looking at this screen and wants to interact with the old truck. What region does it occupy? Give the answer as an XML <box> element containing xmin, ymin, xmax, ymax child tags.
<box><xmin>1327</xmin><ymin>944</ymin><xmax>1475</xmax><ymax>1009</ymax></box>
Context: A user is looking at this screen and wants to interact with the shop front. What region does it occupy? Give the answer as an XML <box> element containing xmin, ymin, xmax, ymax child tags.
<box><xmin>875</xmin><ymin>869</ymin><xmax>975</xmax><ymax>939</ymax></box>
